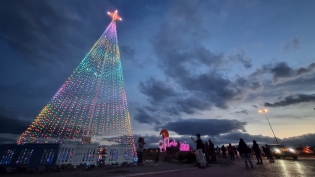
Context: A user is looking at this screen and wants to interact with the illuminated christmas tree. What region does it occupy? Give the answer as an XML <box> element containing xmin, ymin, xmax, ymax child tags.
<box><xmin>18</xmin><ymin>10</ymin><xmax>134</xmax><ymax>147</ymax></box>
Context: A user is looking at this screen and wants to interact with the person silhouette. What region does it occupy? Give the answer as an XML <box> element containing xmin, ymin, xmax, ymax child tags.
<box><xmin>216</xmin><ymin>146</ymin><xmax>221</xmax><ymax>158</ymax></box>
<box><xmin>221</xmin><ymin>145</ymin><xmax>227</xmax><ymax>158</ymax></box>
<box><xmin>253</xmin><ymin>140</ymin><xmax>263</xmax><ymax>164</ymax></box>
<box><xmin>265</xmin><ymin>145</ymin><xmax>275</xmax><ymax>162</ymax></box>
<box><xmin>238</xmin><ymin>138</ymin><xmax>253</xmax><ymax>169</ymax></box>
<box><xmin>209</xmin><ymin>139</ymin><xmax>217</xmax><ymax>164</ymax></box>
<box><xmin>228</xmin><ymin>143</ymin><xmax>235</xmax><ymax>161</ymax></box>
<box><xmin>191</xmin><ymin>134</ymin><xmax>206</xmax><ymax>168</ymax></box>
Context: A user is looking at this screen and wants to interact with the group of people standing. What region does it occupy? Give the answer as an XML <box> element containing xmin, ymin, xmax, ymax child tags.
<box><xmin>137</xmin><ymin>134</ymin><xmax>275</xmax><ymax>168</ymax></box>
<box><xmin>191</xmin><ymin>134</ymin><xmax>276</xmax><ymax>169</ymax></box>
<box><xmin>215</xmin><ymin>144</ymin><xmax>238</xmax><ymax>160</ymax></box>
<box><xmin>191</xmin><ymin>134</ymin><xmax>237</xmax><ymax>168</ymax></box>
<box><xmin>238</xmin><ymin>139</ymin><xmax>275</xmax><ymax>168</ymax></box>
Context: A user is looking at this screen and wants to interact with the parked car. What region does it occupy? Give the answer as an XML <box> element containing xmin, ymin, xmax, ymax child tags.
<box><xmin>267</xmin><ymin>144</ymin><xmax>298</xmax><ymax>159</ymax></box>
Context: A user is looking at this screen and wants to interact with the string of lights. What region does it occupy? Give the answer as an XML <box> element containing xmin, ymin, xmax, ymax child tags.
<box><xmin>18</xmin><ymin>11</ymin><xmax>134</xmax><ymax>148</ymax></box>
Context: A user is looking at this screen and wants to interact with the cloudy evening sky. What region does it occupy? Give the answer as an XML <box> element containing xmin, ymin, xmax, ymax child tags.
<box><xmin>1</xmin><ymin>0</ymin><xmax>315</xmax><ymax>146</ymax></box>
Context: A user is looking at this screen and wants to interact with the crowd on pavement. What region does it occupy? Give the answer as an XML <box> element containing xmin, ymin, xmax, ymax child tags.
<box><xmin>137</xmin><ymin>133</ymin><xmax>277</xmax><ymax>169</ymax></box>
<box><xmin>190</xmin><ymin>134</ymin><xmax>276</xmax><ymax>169</ymax></box>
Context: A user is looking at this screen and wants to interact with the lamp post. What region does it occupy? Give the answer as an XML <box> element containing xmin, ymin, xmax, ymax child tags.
<box><xmin>258</xmin><ymin>109</ymin><xmax>279</xmax><ymax>144</ymax></box>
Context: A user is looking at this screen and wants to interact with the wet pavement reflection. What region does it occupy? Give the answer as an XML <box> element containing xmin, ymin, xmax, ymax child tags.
<box><xmin>131</xmin><ymin>157</ymin><xmax>315</xmax><ymax>177</ymax></box>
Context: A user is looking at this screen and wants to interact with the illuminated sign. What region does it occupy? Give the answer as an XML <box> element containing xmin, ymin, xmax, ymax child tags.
<box><xmin>180</xmin><ymin>143</ymin><xmax>190</xmax><ymax>151</ymax></box>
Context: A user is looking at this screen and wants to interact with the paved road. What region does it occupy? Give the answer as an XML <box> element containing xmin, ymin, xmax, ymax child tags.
<box><xmin>130</xmin><ymin>157</ymin><xmax>315</xmax><ymax>177</ymax></box>
<box><xmin>3</xmin><ymin>157</ymin><xmax>313</xmax><ymax>177</ymax></box>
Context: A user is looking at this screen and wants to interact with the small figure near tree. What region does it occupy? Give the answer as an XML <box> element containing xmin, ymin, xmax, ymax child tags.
<box><xmin>191</xmin><ymin>134</ymin><xmax>206</xmax><ymax>169</ymax></box>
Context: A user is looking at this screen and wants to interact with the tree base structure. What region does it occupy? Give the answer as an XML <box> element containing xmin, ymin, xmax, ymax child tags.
<box><xmin>0</xmin><ymin>143</ymin><xmax>135</xmax><ymax>168</ymax></box>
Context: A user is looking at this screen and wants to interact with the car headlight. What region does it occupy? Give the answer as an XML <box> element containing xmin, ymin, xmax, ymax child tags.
<box><xmin>289</xmin><ymin>148</ymin><xmax>295</xmax><ymax>152</ymax></box>
<box><xmin>274</xmin><ymin>149</ymin><xmax>280</xmax><ymax>153</ymax></box>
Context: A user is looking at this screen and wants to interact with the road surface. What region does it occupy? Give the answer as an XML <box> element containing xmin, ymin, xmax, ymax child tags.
<box><xmin>129</xmin><ymin>157</ymin><xmax>315</xmax><ymax>177</ymax></box>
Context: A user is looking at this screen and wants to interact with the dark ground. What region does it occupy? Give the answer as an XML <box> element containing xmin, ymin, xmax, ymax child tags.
<box><xmin>2</xmin><ymin>154</ymin><xmax>315</xmax><ymax>177</ymax></box>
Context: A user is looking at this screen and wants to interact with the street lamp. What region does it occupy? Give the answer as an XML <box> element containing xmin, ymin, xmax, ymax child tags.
<box><xmin>258</xmin><ymin>109</ymin><xmax>279</xmax><ymax>144</ymax></box>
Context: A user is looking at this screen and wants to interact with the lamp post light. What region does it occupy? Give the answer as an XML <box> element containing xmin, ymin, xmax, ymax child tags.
<box><xmin>258</xmin><ymin>109</ymin><xmax>279</xmax><ymax>144</ymax></box>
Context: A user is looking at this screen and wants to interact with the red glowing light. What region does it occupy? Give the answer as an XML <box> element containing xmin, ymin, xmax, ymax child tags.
<box><xmin>107</xmin><ymin>10</ymin><xmax>122</xmax><ymax>21</ymax></box>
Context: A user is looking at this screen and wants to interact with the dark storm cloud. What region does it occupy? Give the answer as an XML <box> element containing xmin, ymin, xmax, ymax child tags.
<box><xmin>255</xmin><ymin>72</ymin><xmax>315</xmax><ymax>101</ymax></box>
<box><xmin>277</xmin><ymin>73</ymin><xmax>315</xmax><ymax>91</ymax></box>
<box><xmin>274</xmin><ymin>114</ymin><xmax>308</xmax><ymax>119</ymax></box>
<box><xmin>271</xmin><ymin>62</ymin><xmax>295</xmax><ymax>80</ymax></box>
<box><xmin>139</xmin><ymin>77</ymin><xmax>178</xmax><ymax>103</ymax></box>
<box><xmin>133</xmin><ymin>1</ymin><xmax>263</xmax><ymax>124</ymax></box>
<box><xmin>0</xmin><ymin>80</ymin><xmax>56</xmax><ymax>99</ymax></box>
<box><xmin>0</xmin><ymin>0</ymin><xmax>86</xmax><ymax>67</ymax></box>
<box><xmin>136</xmin><ymin>0</ymin><xmax>257</xmax><ymax>122</ymax></box>
<box><xmin>281</xmin><ymin>134</ymin><xmax>315</xmax><ymax>146</ymax></box>
<box><xmin>252</xmin><ymin>62</ymin><xmax>315</xmax><ymax>83</ymax></box>
<box><xmin>135</xmin><ymin>75</ymin><xmax>242</xmax><ymax>124</ymax></box>
<box><xmin>265</xmin><ymin>94</ymin><xmax>315</xmax><ymax>107</ymax></box>
<box><xmin>0</xmin><ymin>115</ymin><xmax>29</xmax><ymax>134</ymax></box>
<box><xmin>238</xmin><ymin>57</ymin><xmax>252</xmax><ymax>69</ymax></box>
<box><xmin>251</xmin><ymin>64</ymin><xmax>270</xmax><ymax>77</ymax></box>
<box><xmin>236</xmin><ymin>77</ymin><xmax>247</xmax><ymax>86</ymax></box>
<box><xmin>171</xmin><ymin>96</ymin><xmax>214</xmax><ymax>115</ymax></box>
<box><xmin>151</xmin><ymin>0</ymin><xmax>223</xmax><ymax>77</ymax></box>
<box><xmin>178</xmin><ymin>73</ymin><xmax>240</xmax><ymax>108</ymax></box>
<box><xmin>0</xmin><ymin>106</ymin><xmax>85</xmax><ymax>141</ymax></box>
<box><xmin>284</xmin><ymin>38</ymin><xmax>300</xmax><ymax>51</ymax></box>
<box><xmin>0</xmin><ymin>134</ymin><xmax>20</xmax><ymax>144</ymax></box>
<box><xmin>120</xmin><ymin>45</ymin><xmax>135</xmax><ymax>60</ymax></box>
<box><xmin>213</xmin><ymin>132</ymin><xmax>315</xmax><ymax>147</ymax></box>
<box><xmin>0</xmin><ymin>0</ymin><xmax>117</xmax><ymax>120</ymax></box>
<box><xmin>234</xmin><ymin>109</ymin><xmax>248</xmax><ymax>115</ymax></box>
<box><xmin>0</xmin><ymin>0</ymin><xmax>78</xmax><ymax>115</ymax></box>
<box><xmin>229</xmin><ymin>51</ymin><xmax>252</xmax><ymax>69</ymax></box>
<box><xmin>155</xmin><ymin>119</ymin><xmax>247</xmax><ymax>136</ymax></box>
<box><xmin>137</xmin><ymin>73</ymin><xmax>239</xmax><ymax>119</ymax></box>
<box><xmin>120</xmin><ymin>45</ymin><xmax>143</xmax><ymax>68</ymax></box>
<box><xmin>248</xmin><ymin>82</ymin><xmax>262</xmax><ymax>90</ymax></box>
<box><xmin>216</xmin><ymin>132</ymin><xmax>274</xmax><ymax>145</ymax></box>
<box><xmin>133</xmin><ymin>107</ymin><xmax>161</xmax><ymax>125</ymax></box>
<box><xmin>0</xmin><ymin>106</ymin><xmax>30</xmax><ymax>134</ymax></box>
<box><xmin>295</xmin><ymin>63</ymin><xmax>315</xmax><ymax>75</ymax></box>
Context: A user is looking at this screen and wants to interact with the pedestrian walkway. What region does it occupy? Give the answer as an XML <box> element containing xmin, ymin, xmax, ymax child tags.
<box><xmin>2</xmin><ymin>157</ymin><xmax>314</xmax><ymax>177</ymax></box>
<box><xmin>130</xmin><ymin>157</ymin><xmax>315</xmax><ymax>177</ymax></box>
